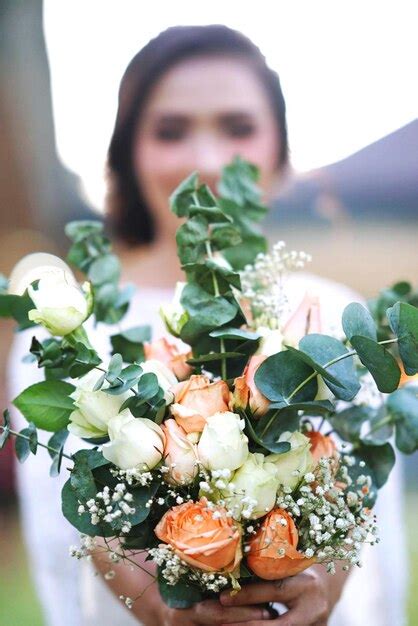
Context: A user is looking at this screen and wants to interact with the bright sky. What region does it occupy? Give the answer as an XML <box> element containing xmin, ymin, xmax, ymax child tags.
<box><xmin>44</xmin><ymin>0</ymin><xmax>417</xmax><ymax>209</ymax></box>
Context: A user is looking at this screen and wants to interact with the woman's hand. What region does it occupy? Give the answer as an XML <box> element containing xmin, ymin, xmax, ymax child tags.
<box><xmin>218</xmin><ymin>564</ymin><xmax>349</xmax><ymax>626</ymax></box>
<box><xmin>157</xmin><ymin>599</ymin><xmax>272</xmax><ymax>625</ymax></box>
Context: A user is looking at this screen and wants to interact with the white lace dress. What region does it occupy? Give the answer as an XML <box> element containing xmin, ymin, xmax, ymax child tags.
<box><xmin>8</xmin><ymin>279</ymin><xmax>407</xmax><ymax>626</ymax></box>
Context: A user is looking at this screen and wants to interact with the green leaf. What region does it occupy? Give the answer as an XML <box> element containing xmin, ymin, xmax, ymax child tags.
<box><xmin>350</xmin><ymin>335</ymin><xmax>401</xmax><ymax>392</ymax></box>
<box><xmin>15</xmin><ymin>433</ymin><xmax>30</xmax><ymax>463</ymax></box>
<box><xmin>169</xmin><ymin>172</ymin><xmax>198</xmax><ymax>217</ymax></box>
<box><xmin>269</xmin><ymin>399</ymin><xmax>334</xmax><ymax>414</ymax></box>
<box><xmin>13</xmin><ymin>380</ymin><xmax>76</xmax><ymax>431</ymax></box>
<box><xmin>71</xmin><ymin>452</ymin><xmax>97</xmax><ymax>500</ymax></box>
<box><xmin>158</xmin><ymin>567</ymin><xmax>203</xmax><ymax>609</ymax></box>
<box><xmin>284</xmin><ymin>346</ymin><xmax>343</xmax><ymax>388</ymax></box>
<box><xmin>187</xmin><ymin>351</ymin><xmax>244</xmax><ymax>365</ymax></box>
<box><xmin>137</xmin><ymin>373</ymin><xmax>160</xmax><ymax>401</ymax></box>
<box><xmin>104</xmin><ymin>364</ymin><xmax>142</xmax><ymax>395</ymax></box>
<box><xmin>342</xmin><ymin>303</ymin><xmax>377</xmax><ymax>341</ymax></box>
<box><xmin>210</xmin><ymin>327</ymin><xmax>260</xmax><ymax>341</ymax></box>
<box><xmin>353</xmin><ymin>442</ymin><xmax>396</xmax><ymax>489</ymax></box>
<box><xmin>89</xmin><ymin>254</ymin><xmax>121</xmax><ymax>286</ymax></box>
<box><xmin>65</xmin><ymin>220</ymin><xmax>104</xmax><ymax>243</ymax></box>
<box><xmin>126</xmin><ymin>481</ymin><xmax>160</xmax><ymax>526</ymax></box>
<box><xmin>254</xmin><ymin>350</ymin><xmax>318</xmax><ymax>404</ymax></box>
<box><xmin>48</xmin><ymin>429</ymin><xmax>69</xmax><ymax>476</ymax></box>
<box><xmin>387</xmin><ymin>388</ymin><xmax>418</xmax><ymax>454</ymax></box>
<box><xmin>181</xmin><ymin>297</ymin><xmax>238</xmax><ymax>344</ymax></box>
<box><xmin>299</xmin><ymin>334</ymin><xmax>360</xmax><ymax>401</ymax></box>
<box><xmin>329</xmin><ymin>406</ymin><xmax>371</xmax><ymax>443</ymax></box>
<box><xmin>110</xmin><ymin>326</ymin><xmax>151</xmax><ymax>363</ymax></box>
<box><xmin>61</xmin><ymin>479</ymin><xmax>114</xmax><ymax>537</ymax></box>
<box><xmin>106</xmin><ymin>353</ymin><xmax>123</xmax><ymax>384</ymax></box>
<box><xmin>387</xmin><ymin>302</ymin><xmax>418</xmax><ymax>375</ymax></box>
<box><xmin>0</xmin><ymin>291</ymin><xmax>36</xmax><ymax>329</ymax></box>
<box><xmin>211</xmin><ymin>225</ymin><xmax>242</xmax><ymax>249</ymax></box>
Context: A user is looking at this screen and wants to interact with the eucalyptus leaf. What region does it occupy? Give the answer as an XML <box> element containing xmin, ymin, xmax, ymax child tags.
<box><xmin>342</xmin><ymin>303</ymin><xmax>377</xmax><ymax>341</ymax></box>
<box><xmin>13</xmin><ymin>380</ymin><xmax>76</xmax><ymax>431</ymax></box>
<box><xmin>158</xmin><ymin>568</ymin><xmax>203</xmax><ymax>609</ymax></box>
<box><xmin>254</xmin><ymin>350</ymin><xmax>318</xmax><ymax>404</ymax></box>
<box><xmin>387</xmin><ymin>302</ymin><xmax>418</xmax><ymax>375</ymax></box>
<box><xmin>350</xmin><ymin>335</ymin><xmax>400</xmax><ymax>392</ymax></box>
<box><xmin>387</xmin><ymin>387</ymin><xmax>418</xmax><ymax>454</ymax></box>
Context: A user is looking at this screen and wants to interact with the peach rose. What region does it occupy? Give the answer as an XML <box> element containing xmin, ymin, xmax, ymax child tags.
<box><xmin>247</xmin><ymin>508</ymin><xmax>314</xmax><ymax>580</ymax></box>
<box><xmin>233</xmin><ymin>355</ymin><xmax>270</xmax><ymax>417</ymax></box>
<box><xmin>170</xmin><ymin>375</ymin><xmax>230</xmax><ymax>434</ymax></box>
<box><xmin>144</xmin><ymin>337</ymin><xmax>192</xmax><ymax>381</ymax></box>
<box><xmin>162</xmin><ymin>419</ymin><xmax>198</xmax><ymax>485</ymax></box>
<box><xmin>305</xmin><ymin>431</ymin><xmax>337</xmax><ymax>466</ymax></box>
<box><xmin>155</xmin><ymin>498</ymin><xmax>242</xmax><ymax>574</ymax></box>
<box><xmin>398</xmin><ymin>360</ymin><xmax>418</xmax><ymax>388</ymax></box>
<box><xmin>283</xmin><ymin>292</ymin><xmax>321</xmax><ymax>347</ymax></box>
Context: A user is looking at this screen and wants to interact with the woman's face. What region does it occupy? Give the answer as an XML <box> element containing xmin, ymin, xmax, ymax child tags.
<box><xmin>133</xmin><ymin>55</ymin><xmax>282</xmax><ymax>234</ymax></box>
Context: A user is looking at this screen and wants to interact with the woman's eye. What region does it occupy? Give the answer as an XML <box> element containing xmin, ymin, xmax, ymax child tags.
<box><xmin>154</xmin><ymin>126</ymin><xmax>187</xmax><ymax>142</ymax></box>
<box><xmin>224</xmin><ymin>123</ymin><xmax>256</xmax><ymax>138</ymax></box>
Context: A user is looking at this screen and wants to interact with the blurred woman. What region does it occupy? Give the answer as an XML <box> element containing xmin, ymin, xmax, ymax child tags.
<box><xmin>10</xmin><ymin>25</ymin><xmax>406</xmax><ymax>626</ymax></box>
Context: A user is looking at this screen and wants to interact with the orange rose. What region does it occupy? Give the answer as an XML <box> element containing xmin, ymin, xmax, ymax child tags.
<box><xmin>233</xmin><ymin>355</ymin><xmax>270</xmax><ymax>417</ymax></box>
<box><xmin>305</xmin><ymin>431</ymin><xmax>337</xmax><ymax>466</ymax></box>
<box><xmin>155</xmin><ymin>498</ymin><xmax>242</xmax><ymax>573</ymax></box>
<box><xmin>170</xmin><ymin>375</ymin><xmax>230</xmax><ymax>434</ymax></box>
<box><xmin>144</xmin><ymin>337</ymin><xmax>192</xmax><ymax>381</ymax></box>
<box><xmin>247</xmin><ymin>508</ymin><xmax>314</xmax><ymax>580</ymax></box>
<box><xmin>283</xmin><ymin>292</ymin><xmax>321</xmax><ymax>347</ymax></box>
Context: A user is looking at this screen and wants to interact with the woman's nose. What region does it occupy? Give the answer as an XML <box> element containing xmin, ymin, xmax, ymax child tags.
<box><xmin>190</xmin><ymin>134</ymin><xmax>227</xmax><ymax>188</ymax></box>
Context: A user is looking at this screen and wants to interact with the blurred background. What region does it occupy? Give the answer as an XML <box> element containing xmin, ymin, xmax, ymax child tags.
<box><xmin>0</xmin><ymin>0</ymin><xmax>417</xmax><ymax>624</ymax></box>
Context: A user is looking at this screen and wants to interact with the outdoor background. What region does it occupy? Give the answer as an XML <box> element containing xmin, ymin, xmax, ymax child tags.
<box><xmin>0</xmin><ymin>1</ymin><xmax>417</xmax><ymax>624</ymax></box>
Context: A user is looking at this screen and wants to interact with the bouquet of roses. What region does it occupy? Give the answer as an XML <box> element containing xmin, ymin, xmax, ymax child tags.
<box><xmin>1</xmin><ymin>158</ymin><xmax>418</xmax><ymax>609</ymax></box>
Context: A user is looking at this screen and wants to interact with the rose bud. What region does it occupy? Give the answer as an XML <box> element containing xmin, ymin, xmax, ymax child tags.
<box><xmin>233</xmin><ymin>355</ymin><xmax>270</xmax><ymax>417</ymax></box>
<box><xmin>283</xmin><ymin>291</ymin><xmax>321</xmax><ymax>348</ymax></box>
<box><xmin>102</xmin><ymin>412</ymin><xmax>165</xmax><ymax>470</ymax></box>
<box><xmin>68</xmin><ymin>369</ymin><xmax>130</xmax><ymax>439</ymax></box>
<box><xmin>267</xmin><ymin>431</ymin><xmax>314</xmax><ymax>492</ymax></box>
<box><xmin>159</xmin><ymin>281</ymin><xmax>188</xmax><ymax>337</ymax></box>
<box><xmin>170</xmin><ymin>375</ymin><xmax>230</xmax><ymax>434</ymax></box>
<box><xmin>9</xmin><ymin>252</ymin><xmax>91</xmax><ymax>336</ymax></box>
<box><xmin>247</xmin><ymin>508</ymin><xmax>315</xmax><ymax>580</ymax></box>
<box><xmin>162</xmin><ymin>419</ymin><xmax>198</xmax><ymax>485</ymax></box>
<box><xmin>305</xmin><ymin>430</ymin><xmax>337</xmax><ymax>466</ymax></box>
<box><xmin>198</xmin><ymin>411</ymin><xmax>249</xmax><ymax>471</ymax></box>
<box><xmin>144</xmin><ymin>337</ymin><xmax>192</xmax><ymax>381</ymax></box>
<box><xmin>155</xmin><ymin>497</ymin><xmax>242</xmax><ymax>574</ymax></box>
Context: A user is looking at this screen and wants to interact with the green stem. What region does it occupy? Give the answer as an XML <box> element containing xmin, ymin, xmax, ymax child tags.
<box><xmin>204</xmin><ymin>240</ymin><xmax>227</xmax><ymax>381</ymax></box>
<box><xmin>362</xmin><ymin>414</ymin><xmax>393</xmax><ymax>440</ymax></box>
<box><xmin>1</xmin><ymin>425</ymin><xmax>73</xmax><ymax>461</ymax></box>
<box><xmin>287</xmin><ymin>337</ymin><xmax>399</xmax><ymax>402</ymax></box>
<box><xmin>74</xmin><ymin>361</ymin><xmax>139</xmax><ymax>396</ymax></box>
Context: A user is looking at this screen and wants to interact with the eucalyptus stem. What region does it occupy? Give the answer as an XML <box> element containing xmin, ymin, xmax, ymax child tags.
<box><xmin>0</xmin><ymin>425</ymin><xmax>73</xmax><ymax>461</ymax></box>
<box><xmin>204</xmin><ymin>240</ymin><xmax>227</xmax><ymax>381</ymax></box>
<box><xmin>74</xmin><ymin>360</ymin><xmax>139</xmax><ymax>396</ymax></box>
<box><xmin>362</xmin><ymin>414</ymin><xmax>393</xmax><ymax>440</ymax></box>
<box><xmin>287</xmin><ymin>337</ymin><xmax>399</xmax><ymax>402</ymax></box>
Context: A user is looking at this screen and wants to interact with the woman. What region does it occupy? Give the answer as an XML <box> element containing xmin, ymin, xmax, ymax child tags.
<box><xmin>10</xmin><ymin>25</ymin><xmax>406</xmax><ymax>626</ymax></box>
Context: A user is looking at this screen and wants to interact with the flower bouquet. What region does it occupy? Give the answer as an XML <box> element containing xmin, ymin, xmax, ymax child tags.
<box><xmin>1</xmin><ymin>158</ymin><xmax>418</xmax><ymax>610</ymax></box>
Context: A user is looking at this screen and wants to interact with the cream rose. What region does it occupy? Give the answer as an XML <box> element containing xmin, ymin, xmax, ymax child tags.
<box><xmin>198</xmin><ymin>411</ymin><xmax>249</xmax><ymax>471</ymax></box>
<box><xmin>102</xmin><ymin>412</ymin><xmax>165</xmax><ymax>470</ymax></box>
<box><xmin>227</xmin><ymin>453</ymin><xmax>279</xmax><ymax>520</ymax></box>
<box><xmin>68</xmin><ymin>370</ymin><xmax>130</xmax><ymax>439</ymax></box>
<box><xmin>267</xmin><ymin>431</ymin><xmax>314</xmax><ymax>491</ymax></box>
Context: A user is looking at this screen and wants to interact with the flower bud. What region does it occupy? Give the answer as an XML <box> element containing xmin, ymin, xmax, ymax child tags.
<box><xmin>159</xmin><ymin>282</ymin><xmax>188</xmax><ymax>337</ymax></box>
<box><xmin>198</xmin><ymin>412</ymin><xmax>249</xmax><ymax>471</ymax></box>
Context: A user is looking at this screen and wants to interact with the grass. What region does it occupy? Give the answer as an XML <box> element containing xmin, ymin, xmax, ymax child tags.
<box><xmin>1</xmin><ymin>494</ymin><xmax>418</xmax><ymax>626</ymax></box>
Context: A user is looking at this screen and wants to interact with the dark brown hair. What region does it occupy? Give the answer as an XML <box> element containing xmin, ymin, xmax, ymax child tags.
<box><xmin>106</xmin><ymin>24</ymin><xmax>289</xmax><ymax>246</ymax></box>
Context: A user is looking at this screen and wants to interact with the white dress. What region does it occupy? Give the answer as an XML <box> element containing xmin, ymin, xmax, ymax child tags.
<box><xmin>8</xmin><ymin>278</ymin><xmax>407</xmax><ymax>626</ymax></box>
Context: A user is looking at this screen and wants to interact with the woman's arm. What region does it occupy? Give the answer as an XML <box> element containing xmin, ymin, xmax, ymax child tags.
<box><xmin>219</xmin><ymin>563</ymin><xmax>351</xmax><ymax>626</ymax></box>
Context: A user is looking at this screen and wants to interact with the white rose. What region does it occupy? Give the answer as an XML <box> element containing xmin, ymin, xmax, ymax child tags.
<box><xmin>227</xmin><ymin>453</ymin><xmax>279</xmax><ymax>520</ymax></box>
<box><xmin>266</xmin><ymin>431</ymin><xmax>314</xmax><ymax>491</ymax></box>
<box><xmin>102</xmin><ymin>412</ymin><xmax>165</xmax><ymax>470</ymax></box>
<box><xmin>8</xmin><ymin>252</ymin><xmax>91</xmax><ymax>336</ymax></box>
<box><xmin>68</xmin><ymin>370</ymin><xmax>130</xmax><ymax>439</ymax></box>
<box><xmin>255</xmin><ymin>327</ymin><xmax>284</xmax><ymax>357</ymax></box>
<box><xmin>139</xmin><ymin>359</ymin><xmax>178</xmax><ymax>403</ymax></box>
<box><xmin>198</xmin><ymin>411</ymin><xmax>249</xmax><ymax>471</ymax></box>
<box><xmin>160</xmin><ymin>281</ymin><xmax>188</xmax><ymax>337</ymax></box>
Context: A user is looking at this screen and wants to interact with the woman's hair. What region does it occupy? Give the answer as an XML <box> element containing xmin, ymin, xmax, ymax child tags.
<box><xmin>106</xmin><ymin>24</ymin><xmax>288</xmax><ymax>246</ymax></box>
